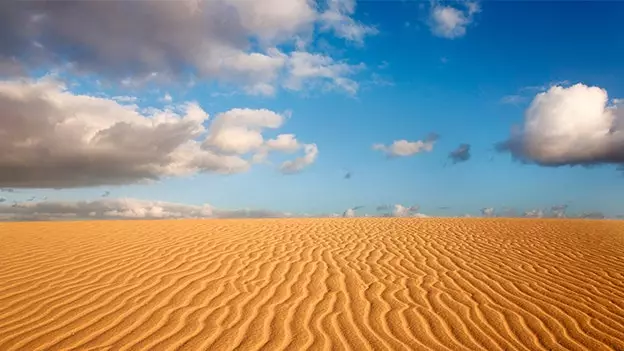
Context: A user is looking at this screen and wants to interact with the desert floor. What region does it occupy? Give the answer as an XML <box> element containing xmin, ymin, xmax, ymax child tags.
<box><xmin>1</xmin><ymin>218</ymin><xmax>623</xmax><ymax>351</ymax></box>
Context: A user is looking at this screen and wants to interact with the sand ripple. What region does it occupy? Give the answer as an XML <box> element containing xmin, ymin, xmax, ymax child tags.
<box><xmin>1</xmin><ymin>218</ymin><xmax>623</xmax><ymax>350</ymax></box>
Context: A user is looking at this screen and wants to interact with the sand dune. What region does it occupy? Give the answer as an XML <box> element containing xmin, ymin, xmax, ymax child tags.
<box><xmin>1</xmin><ymin>218</ymin><xmax>624</xmax><ymax>351</ymax></box>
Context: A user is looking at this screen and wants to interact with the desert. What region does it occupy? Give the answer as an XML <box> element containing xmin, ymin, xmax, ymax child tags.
<box><xmin>1</xmin><ymin>218</ymin><xmax>623</xmax><ymax>351</ymax></box>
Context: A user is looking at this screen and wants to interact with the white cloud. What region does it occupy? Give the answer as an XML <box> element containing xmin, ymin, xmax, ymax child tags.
<box><xmin>284</xmin><ymin>51</ymin><xmax>365</xmax><ymax>95</ymax></box>
<box><xmin>280</xmin><ymin>143</ymin><xmax>319</xmax><ymax>174</ymax></box>
<box><xmin>160</xmin><ymin>93</ymin><xmax>173</xmax><ymax>103</ymax></box>
<box><xmin>523</xmin><ymin>209</ymin><xmax>544</xmax><ymax>218</ymax></box>
<box><xmin>373</xmin><ymin>133</ymin><xmax>439</xmax><ymax>157</ymax></box>
<box><xmin>0</xmin><ymin>76</ymin><xmax>316</xmax><ymax>188</ymax></box>
<box><xmin>0</xmin><ymin>197</ymin><xmax>291</xmax><ymax>221</ymax></box>
<box><xmin>391</xmin><ymin>204</ymin><xmax>428</xmax><ymax>217</ymax></box>
<box><xmin>497</xmin><ymin>83</ymin><xmax>624</xmax><ymax>166</ymax></box>
<box><xmin>480</xmin><ymin>207</ymin><xmax>495</xmax><ymax>217</ymax></box>
<box><xmin>0</xmin><ymin>0</ymin><xmax>372</xmax><ymax>96</ymax></box>
<box><xmin>342</xmin><ymin>205</ymin><xmax>365</xmax><ymax>217</ymax></box>
<box><xmin>343</xmin><ymin>207</ymin><xmax>356</xmax><ymax>217</ymax></box>
<box><xmin>319</xmin><ymin>0</ymin><xmax>378</xmax><ymax>44</ymax></box>
<box><xmin>203</xmin><ymin>108</ymin><xmax>285</xmax><ymax>155</ymax></box>
<box><xmin>428</xmin><ymin>1</ymin><xmax>480</xmax><ymax>39</ymax></box>
<box><xmin>266</xmin><ymin>134</ymin><xmax>301</xmax><ymax>153</ymax></box>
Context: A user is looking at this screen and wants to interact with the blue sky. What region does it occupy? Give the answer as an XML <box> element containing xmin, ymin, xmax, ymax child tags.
<box><xmin>1</xmin><ymin>0</ymin><xmax>623</xmax><ymax>219</ymax></box>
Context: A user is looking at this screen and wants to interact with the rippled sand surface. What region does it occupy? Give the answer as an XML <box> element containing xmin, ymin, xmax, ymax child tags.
<box><xmin>1</xmin><ymin>218</ymin><xmax>623</xmax><ymax>351</ymax></box>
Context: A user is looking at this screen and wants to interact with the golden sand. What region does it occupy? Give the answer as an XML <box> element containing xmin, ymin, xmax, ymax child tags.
<box><xmin>1</xmin><ymin>218</ymin><xmax>623</xmax><ymax>351</ymax></box>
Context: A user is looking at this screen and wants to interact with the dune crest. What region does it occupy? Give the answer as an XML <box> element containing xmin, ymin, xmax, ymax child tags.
<box><xmin>1</xmin><ymin>218</ymin><xmax>624</xmax><ymax>350</ymax></box>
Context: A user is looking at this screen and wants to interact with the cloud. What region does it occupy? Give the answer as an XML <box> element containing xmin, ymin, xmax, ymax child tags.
<box><xmin>283</xmin><ymin>51</ymin><xmax>366</xmax><ymax>95</ymax></box>
<box><xmin>500</xmin><ymin>95</ymin><xmax>527</xmax><ymax>105</ymax></box>
<box><xmin>496</xmin><ymin>84</ymin><xmax>624</xmax><ymax>167</ymax></box>
<box><xmin>0</xmin><ymin>197</ymin><xmax>292</xmax><ymax>221</ymax></box>
<box><xmin>112</xmin><ymin>96</ymin><xmax>138</xmax><ymax>103</ymax></box>
<box><xmin>550</xmin><ymin>204</ymin><xmax>568</xmax><ymax>218</ymax></box>
<box><xmin>523</xmin><ymin>209</ymin><xmax>544</xmax><ymax>218</ymax></box>
<box><xmin>428</xmin><ymin>1</ymin><xmax>480</xmax><ymax>39</ymax></box>
<box><xmin>203</xmin><ymin>108</ymin><xmax>285</xmax><ymax>155</ymax></box>
<box><xmin>448</xmin><ymin>143</ymin><xmax>471</xmax><ymax>164</ymax></box>
<box><xmin>319</xmin><ymin>0</ymin><xmax>378</xmax><ymax>44</ymax></box>
<box><xmin>480</xmin><ymin>207</ymin><xmax>495</xmax><ymax>217</ymax></box>
<box><xmin>0</xmin><ymin>76</ymin><xmax>316</xmax><ymax>188</ymax></box>
<box><xmin>342</xmin><ymin>205</ymin><xmax>364</xmax><ymax>218</ymax></box>
<box><xmin>279</xmin><ymin>143</ymin><xmax>319</xmax><ymax>174</ymax></box>
<box><xmin>160</xmin><ymin>93</ymin><xmax>173</xmax><ymax>103</ymax></box>
<box><xmin>578</xmin><ymin>211</ymin><xmax>605</xmax><ymax>219</ymax></box>
<box><xmin>0</xmin><ymin>0</ymin><xmax>370</xmax><ymax>96</ymax></box>
<box><xmin>374</xmin><ymin>204</ymin><xmax>427</xmax><ymax>217</ymax></box>
<box><xmin>376</xmin><ymin>205</ymin><xmax>391</xmax><ymax>211</ymax></box>
<box><xmin>392</xmin><ymin>204</ymin><xmax>422</xmax><ymax>217</ymax></box>
<box><xmin>373</xmin><ymin>133</ymin><xmax>439</xmax><ymax>157</ymax></box>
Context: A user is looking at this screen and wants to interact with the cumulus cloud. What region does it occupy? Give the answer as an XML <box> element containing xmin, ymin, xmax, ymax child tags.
<box><xmin>0</xmin><ymin>1</ymin><xmax>370</xmax><ymax>96</ymax></box>
<box><xmin>448</xmin><ymin>143</ymin><xmax>471</xmax><ymax>164</ymax></box>
<box><xmin>342</xmin><ymin>205</ymin><xmax>364</xmax><ymax>218</ymax></box>
<box><xmin>392</xmin><ymin>204</ymin><xmax>422</xmax><ymax>217</ymax></box>
<box><xmin>0</xmin><ymin>197</ymin><xmax>292</xmax><ymax>221</ymax></box>
<box><xmin>373</xmin><ymin>133</ymin><xmax>439</xmax><ymax>157</ymax></box>
<box><xmin>496</xmin><ymin>84</ymin><xmax>624</xmax><ymax>167</ymax></box>
<box><xmin>373</xmin><ymin>204</ymin><xmax>428</xmax><ymax>217</ymax></box>
<box><xmin>428</xmin><ymin>1</ymin><xmax>480</xmax><ymax>39</ymax></box>
<box><xmin>480</xmin><ymin>207</ymin><xmax>495</xmax><ymax>217</ymax></box>
<box><xmin>0</xmin><ymin>76</ymin><xmax>316</xmax><ymax>188</ymax></box>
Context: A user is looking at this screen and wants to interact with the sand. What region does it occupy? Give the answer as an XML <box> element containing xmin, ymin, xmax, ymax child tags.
<box><xmin>1</xmin><ymin>218</ymin><xmax>623</xmax><ymax>351</ymax></box>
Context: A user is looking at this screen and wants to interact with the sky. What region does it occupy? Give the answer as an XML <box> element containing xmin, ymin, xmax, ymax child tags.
<box><xmin>1</xmin><ymin>0</ymin><xmax>623</xmax><ymax>220</ymax></box>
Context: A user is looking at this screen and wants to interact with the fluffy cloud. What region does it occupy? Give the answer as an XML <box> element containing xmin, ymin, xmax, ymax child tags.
<box><xmin>203</xmin><ymin>108</ymin><xmax>285</xmax><ymax>155</ymax></box>
<box><xmin>373</xmin><ymin>133</ymin><xmax>439</xmax><ymax>157</ymax></box>
<box><xmin>0</xmin><ymin>76</ymin><xmax>316</xmax><ymax>188</ymax></box>
<box><xmin>428</xmin><ymin>1</ymin><xmax>480</xmax><ymax>39</ymax></box>
<box><xmin>0</xmin><ymin>197</ymin><xmax>291</xmax><ymax>221</ymax></box>
<box><xmin>375</xmin><ymin>204</ymin><xmax>427</xmax><ymax>217</ymax></box>
<box><xmin>480</xmin><ymin>207</ymin><xmax>495</xmax><ymax>217</ymax></box>
<box><xmin>448</xmin><ymin>143</ymin><xmax>471</xmax><ymax>164</ymax></box>
<box><xmin>392</xmin><ymin>204</ymin><xmax>422</xmax><ymax>217</ymax></box>
<box><xmin>0</xmin><ymin>1</ymin><xmax>370</xmax><ymax>96</ymax></box>
<box><xmin>496</xmin><ymin>84</ymin><xmax>624</xmax><ymax>166</ymax></box>
<box><xmin>342</xmin><ymin>205</ymin><xmax>364</xmax><ymax>217</ymax></box>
